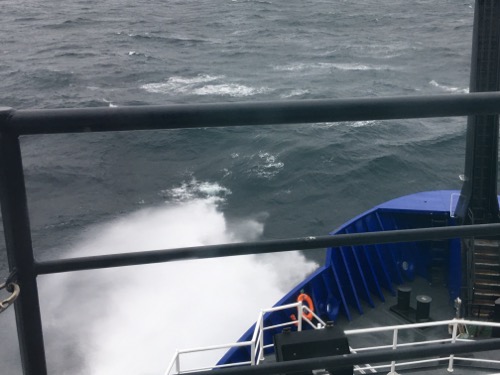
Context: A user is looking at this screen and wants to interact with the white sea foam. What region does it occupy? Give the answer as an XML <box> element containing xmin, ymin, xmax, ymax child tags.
<box><xmin>273</xmin><ymin>62</ymin><xmax>390</xmax><ymax>72</ymax></box>
<box><xmin>102</xmin><ymin>98</ymin><xmax>118</xmax><ymax>107</ymax></box>
<box><xmin>161</xmin><ymin>178</ymin><xmax>231</xmax><ymax>203</ymax></box>
<box><xmin>141</xmin><ymin>75</ymin><xmax>270</xmax><ymax>97</ymax></box>
<box><xmin>313</xmin><ymin>120</ymin><xmax>377</xmax><ymax>129</ymax></box>
<box><xmin>39</xmin><ymin>189</ymin><xmax>317</xmax><ymax>375</ymax></box>
<box><xmin>252</xmin><ymin>152</ymin><xmax>284</xmax><ymax>179</ymax></box>
<box><xmin>348</xmin><ymin>42</ymin><xmax>416</xmax><ymax>59</ymax></box>
<box><xmin>429</xmin><ymin>80</ymin><xmax>469</xmax><ymax>94</ymax></box>
<box><xmin>329</xmin><ymin>62</ymin><xmax>385</xmax><ymax>71</ymax></box>
<box><xmin>350</xmin><ymin>120</ymin><xmax>377</xmax><ymax>128</ymax></box>
<box><xmin>141</xmin><ymin>74</ymin><xmax>222</xmax><ymax>94</ymax></box>
<box><xmin>313</xmin><ymin>122</ymin><xmax>337</xmax><ymax>129</ymax></box>
<box><xmin>280</xmin><ymin>89</ymin><xmax>310</xmax><ymax>98</ymax></box>
<box><xmin>193</xmin><ymin>83</ymin><xmax>270</xmax><ymax>97</ymax></box>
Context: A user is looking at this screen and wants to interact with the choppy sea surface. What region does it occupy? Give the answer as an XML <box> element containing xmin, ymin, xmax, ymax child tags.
<box><xmin>0</xmin><ymin>1</ymin><xmax>476</xmax><ymax>374</ymax></box>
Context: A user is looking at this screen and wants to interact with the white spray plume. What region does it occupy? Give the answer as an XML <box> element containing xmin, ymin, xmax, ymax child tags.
<box><xmin>39</xmin><ymin>194</ymin><xmax>318</xmax><ymax>375</ymax></box>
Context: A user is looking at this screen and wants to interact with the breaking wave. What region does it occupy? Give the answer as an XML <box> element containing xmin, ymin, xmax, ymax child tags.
<box><xmin>141</xmin><ymin>75</ymin><xmax>271</xmax><ymax>97</ymax></box>
<box><xmin>429</xmin><ymin>80</ymin><xmax>469</xmax><ymax>93</ymax></box>
<box><xmin>273</xmin><ymin>62</ymin><xmax>393</xmax><ymax>72</ymax></box>
<box><xmin>39</xmin><ymin>180</ymin><xmax>317</xmax><ymax>375</ymax></box>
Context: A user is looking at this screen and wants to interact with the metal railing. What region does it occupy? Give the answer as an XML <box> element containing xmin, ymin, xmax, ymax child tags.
<box><xmin>165</xmin><ymin>309</ymin><xmax>500</xmax><ymax>375</ymax></box>
<box><xmin>3</xmin><ymin>92</ymin><xmax>500</xmax><ymax>374</ymax></box>
<box><xmin>164</xmin><ymin>301</ymin><xmax>326</xmax><ymax>375</ymax></box>
<box><xmin>345</xmin><ymin>319</ymin><xmax>500</xmax><ymax>374</ymax></box>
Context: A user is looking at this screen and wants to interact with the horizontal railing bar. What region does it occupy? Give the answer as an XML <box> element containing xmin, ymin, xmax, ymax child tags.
<box><xmin>180</xmin><ymin>361</ymin><xmax>252</xmax><ymax>374</ymax></box>
<box><xmin>165</xmin><ymin>339</ymin><xmax>500</xmax><ymax>375</ymax></box>
<box><xmin>3</xmin><ymin>92</ymin><xmax>500</xmax><ymax>135</ymax></box>
<box><xmin>178</xmin><ymin>341</ymin><xmax>252</xmax><ymax>354</ymax></box>
<box><xmin>346</xmin><ymin>318</ymin><xmax>500</xmax><ymax>335</ymax></box>
<box><xmin>454</xmin><ymin>356</ymin><xmax>500</xmax><ymax>364</ymax></box>
<box><xmin>353</xmin><ymin>338</ymin><xmax>453</xmax><ymax>352</ymax></box>
<box><xmin>35</xmin><ymin>223</ymin><xmax>500</xmax><ymax>274</ymax></box>
<box><xmin>261</xmin><ymin>302</ymin><xmax>299</xmax><ymax>313</ymax></box>
<box><xmin>263</xmin><ymin>321</ymin><xmax>295</xmax><ymax>331</ymax></box>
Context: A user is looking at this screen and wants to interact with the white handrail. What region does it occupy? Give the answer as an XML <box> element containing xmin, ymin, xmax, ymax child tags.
<box><xmin>177</xmin><ymin>340</ymin><xmax>252</xmax><ymax>354</ymax></box>
<box><xmin>165</xmin><ymin>301</ymin><xmax>317</xmax><ymax>374</ymax></box>
<box><xmin>301</xmin><ymin>305</ymin><xmax>327</xmax><ymax>328</ymax></box>
<box><xmin>448</xmin><ymin>319</ymin><xmax>459</xmax><ymax>371</ymax></box>
<box><xmin>165</xmin><ymin>311</ymin><xmax>500</xmax><ymax>375</ymax></box>
<box><xmin>347</xmin><ymin>319</ymin><xmax>500</xmax><ymax>374</ymax></box>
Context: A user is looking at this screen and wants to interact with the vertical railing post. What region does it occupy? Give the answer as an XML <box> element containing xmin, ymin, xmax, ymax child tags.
<box><xmin>259</xmin><ymin>316</ymin><xmax>265</xmax><ymax>362</ymax></box>
<box><xmin>448</xmin><ymin>320</ymin><xmax>459</xmax><ymax>372</ymax></box>
<box><xmin>250</xmin><ymin>340</ymin><xmax>256</xmax><ymax>365</ymax></box>
<box><xmin>175</xmin><ymin>353</ymin><xmax>180</xmax><ymax>374</ymax></box>
<box><xmin>388</xmin><ymin>328</ymin><xmax>398</xmax><ymax>375</ymax></box>
<box><xmin>298</xmin><ymin>302</ymin><xmax>303</xmax><ymax>331</ymax></box>
<box><xmin>0</xmin><ymin>108</ymin><xmax>47</xmax><ymax>375</ymax></box>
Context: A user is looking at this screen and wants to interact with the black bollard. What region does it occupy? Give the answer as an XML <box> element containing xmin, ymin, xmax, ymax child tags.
<box><xmin>397</xmin><ymin>286</ymin><xmax>412</xmax><ymax>311</ymax></box>
<box><xmin>416</xmin><ymin>295</ymin><xmax>432</xmax><ymax>322</ymax></box>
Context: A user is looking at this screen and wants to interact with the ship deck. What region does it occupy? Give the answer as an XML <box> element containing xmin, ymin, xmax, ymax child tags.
<box><xmin>260</xmin><ymin>277</ymin><xmax>500</xmax><ymax>374</ymax></box>
<box><xmin>330</xmin><ymin>278</ymin><xmax>500</xmax><ymax>374</ymax></box>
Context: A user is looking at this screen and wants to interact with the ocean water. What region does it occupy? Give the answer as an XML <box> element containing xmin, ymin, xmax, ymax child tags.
<box><xmin>0</xmin><ymin>0</ymin><xmax>476</xmax><ymax>374</ymax></box>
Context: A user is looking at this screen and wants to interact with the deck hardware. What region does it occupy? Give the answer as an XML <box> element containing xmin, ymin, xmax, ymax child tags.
<box><xmin>0</xmin><ymin>270</ymin><xmax>20</xmax><ymax>314</ymax></box>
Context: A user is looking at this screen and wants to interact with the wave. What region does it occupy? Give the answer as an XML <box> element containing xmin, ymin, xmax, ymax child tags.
<box><xmin>42</xmin><ymin>17</ymin><xmax>98</xmax><ymax>29</ymax></box>
<box><xmin>280</xmin><ymin>89</ymin><xmax>310</xmax><ymax>98</ymax></box>
<box><xmin>141</xmin><ymin>75</ymin><xmax>271</xmax><ymax>97</ymax></box>
<box><xmin>341</xmin><ymin>41</ymin><xmax>419</xmax><ymax>59</ymax></box>
<box><xmin>253</xmin><ymin>151</ymin><xmax>284</xmax><ymax>179</ymax></box>
<box><xmin>313</xmin><ymin>120</ymin><xmax>380</xmax><ymax>129</ymax></box>
<box><xmin>429</xmin><ymin>80</ymin><xmax>469</xmax><ymax>93</ymax></box>
<box><xmin>116</xmin><ymin>31</ymin><xmax>220</xmax><ymax>45</ymax></box>
<box><xmin>160</xmin><ymin>178</ymin><xmax>231</xmax><ymax>203</ymax></box>
<box><xmin>273</xmin><ymin>62</ymin><xmax>393</xmax><ymax>72</ymax></box>
<box><xmin>193</xmin><ymin>83</ymin><xmax>271</xmax><ymax>96</ymax></box>
<box><xmin>349</xmin><ymin>120</ymin><xmax>378</xmax><ymax>128</ymax></box>
<box><xmin>39</xmin><ymin>185</ymin><xmax>317</xmax><ymax>374</ymax></box>
<box><xmin>231</xmin><ymin>151</ymin><xmax>285</xmax><ymax>179</ymax></box>
<box><xmin>141</xmin><ymin>74</ymin><xmax>222</xmax><ymax>94</ymax></box>
<box><xmin>102</xmin><ymin>98</ymin><xmax>118</xmax><ymax>108</ymax></box>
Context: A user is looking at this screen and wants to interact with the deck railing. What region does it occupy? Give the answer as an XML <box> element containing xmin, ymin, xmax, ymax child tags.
<box><xmin>164</xmin><ymin>301</ymin><xmax>326</xmax><ymax>375</ymax></box>
<box><xmin>166</xmin><ymin>317</ymin><xmax>500</xmax><ymax>375</ymax></box>
<box><xmin>3</xmin><ymin>92</ymin><xmax>500</xmax><ymax>374</ymax></box>
<box><xmin>346</xmin><ymin>319</ymin><xmax>500</xmax><ymax>374</ymax></box>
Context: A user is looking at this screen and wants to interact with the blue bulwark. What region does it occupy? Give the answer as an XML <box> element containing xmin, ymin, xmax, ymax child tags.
<box><xmin>218</xmin><ymin>190</ymin><xmax>467</xmax><ymax>367</ymax></box>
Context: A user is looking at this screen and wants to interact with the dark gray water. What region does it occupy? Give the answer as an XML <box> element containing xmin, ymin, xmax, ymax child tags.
<box><xmin>0</xmin><ymin>1</ymin><xmax>477</xmax><ymax>374</ymax></box>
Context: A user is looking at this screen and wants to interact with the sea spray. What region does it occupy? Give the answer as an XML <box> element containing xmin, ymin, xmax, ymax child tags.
<box><xmin>39</xmin><ymin>194</ymin><xmax>318</xmax><ymax>375</ymax></box>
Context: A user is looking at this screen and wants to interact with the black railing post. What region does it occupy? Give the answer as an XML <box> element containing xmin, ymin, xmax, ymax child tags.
<box><xmin>0</xmin><ymin>107</ymin><xmax>47</xmax><ymax>375</ymax></box>
<box><xmin>456</xmin><ymin>0</ymin><xmax>500</xmax><ymax>224</ymax></box>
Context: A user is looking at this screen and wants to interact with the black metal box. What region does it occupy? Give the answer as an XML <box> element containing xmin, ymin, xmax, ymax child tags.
<box><xmin>273</xmin><ymin>326</ymin><xmax>352</xmax><ymax>375</ymax></box>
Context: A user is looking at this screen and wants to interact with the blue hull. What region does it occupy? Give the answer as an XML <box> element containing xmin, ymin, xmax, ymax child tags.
<box><xmin>218</xmin><ymin>190</ymin><xmax>465</xmax><ymax>366</ymax></box>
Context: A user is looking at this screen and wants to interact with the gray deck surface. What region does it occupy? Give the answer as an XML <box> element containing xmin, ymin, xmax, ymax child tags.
<box><xmin>337</xmin><ymin>278</ymin><xmax>500</xmax><ymax>374</ymax></box>
<box><xmin>266</xmin><ymin>278</ymin><xmax>500</xmax><ymax>374</ymax></box>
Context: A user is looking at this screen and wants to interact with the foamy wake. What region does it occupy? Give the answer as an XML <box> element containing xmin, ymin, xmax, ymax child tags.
<box><xmin>39</xmin><ymin>180</ymin><xmax>317</xmax><ymax>375</ymax></box>
<box><xmin>429</xmin><ymin>80</ymin><xmax>469</xmax><ymax>94</ymax></box>
<box><xmin>141</xmin><ymin>75</ymin><xmax>271</xmax><ymax>97</ymax></box>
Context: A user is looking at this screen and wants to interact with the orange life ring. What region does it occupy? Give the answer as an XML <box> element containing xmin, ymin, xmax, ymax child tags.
<box><xmin>290</xmin><ymin>293</ymin><xmax>314</xmax><ymax>322</ymax></box>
